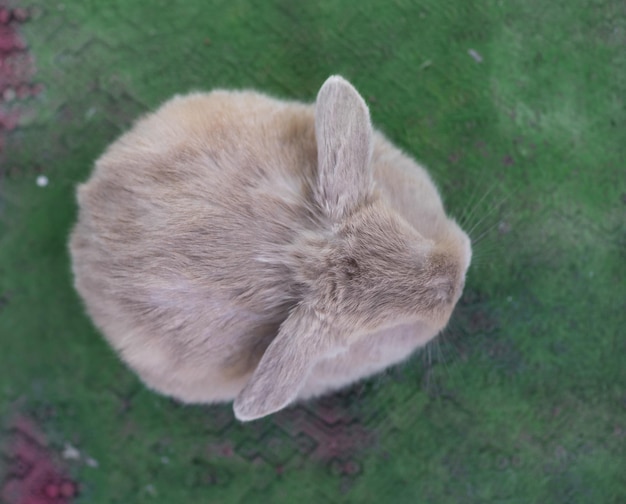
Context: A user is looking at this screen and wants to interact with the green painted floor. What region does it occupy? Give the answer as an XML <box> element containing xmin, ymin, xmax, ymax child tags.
<box><xmin>1</xmin><ymin>0</ymin><xmax>624</xmax><ymax>502</ymax></box>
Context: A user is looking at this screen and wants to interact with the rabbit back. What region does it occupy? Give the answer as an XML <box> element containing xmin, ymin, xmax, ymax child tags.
<box><xmin>71</xmin><ymin>91</ymin><xmax>323</xmax><ymax>401</ymax></box>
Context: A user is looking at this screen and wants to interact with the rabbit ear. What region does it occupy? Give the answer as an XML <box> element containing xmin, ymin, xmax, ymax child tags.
<box><xmin>234</xmin><ymin>304</ymin><xmax>339</xmax><ymax>421</ymax></box>
<box><xmin>315</xmin><ymin>75</ymin><xmax>374</xmax><ymax>221</ymax></box>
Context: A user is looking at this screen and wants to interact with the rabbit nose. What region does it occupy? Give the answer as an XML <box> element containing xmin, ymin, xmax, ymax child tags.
<box><xmin>461</xmin><ymin>233</ymin><xmax>472</xmax><ymax>270</ymax></box>
<box><xmin>456</xmin><ymin>277</ymin><xmax>467</xmax><ymax>301</ymax></box>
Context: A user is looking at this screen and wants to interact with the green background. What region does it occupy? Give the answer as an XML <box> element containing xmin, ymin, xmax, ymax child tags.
<box><xmin>1</xmin><ymin>0</ymin><xmax>624</xmax><ymax>502</ymax></box>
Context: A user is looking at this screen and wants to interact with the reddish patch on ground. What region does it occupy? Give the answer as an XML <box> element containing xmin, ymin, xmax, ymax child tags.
<box><xmin>1</xmin><ymin>416</ymin><xmax>79</xmax><ymax>504</ymax></box>
<box><xmin>0</xmin><ymin>5</ymin><xmax>39</xmax><ymax>152</ymax></box>
<box><xmin>202</xmin><ymin>389</ymin><xmax>375</xmax><ymax>478</ymax></box>
<box><xmin>273</xmin><ymin>392</ymin><xmax>375</xmax><ymax>475</ymax></box>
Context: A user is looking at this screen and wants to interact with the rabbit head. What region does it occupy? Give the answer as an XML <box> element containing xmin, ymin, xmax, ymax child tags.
<box><xmin>234</xmin><ymin>76</ymin><xmax>471</xmax><ymax>420</ymax></box>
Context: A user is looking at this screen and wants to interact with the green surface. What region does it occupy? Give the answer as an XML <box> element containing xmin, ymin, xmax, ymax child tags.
<box><xmin>1</xmin><ymin>0</ymin><xmax>625</xmax><ymax>502</ymax></box>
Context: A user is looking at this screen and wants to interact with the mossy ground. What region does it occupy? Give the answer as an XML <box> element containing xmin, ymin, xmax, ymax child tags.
<box><xmin>1</xmin><ymin>0</ymin><xmax>624</xmax><ymax>502</ymax></box>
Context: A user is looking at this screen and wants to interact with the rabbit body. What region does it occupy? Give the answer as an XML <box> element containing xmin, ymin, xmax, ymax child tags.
<box><xmin>70</xmin><ymin>77</ymin><xmax>471</xmax><ymax>420</ymax></box>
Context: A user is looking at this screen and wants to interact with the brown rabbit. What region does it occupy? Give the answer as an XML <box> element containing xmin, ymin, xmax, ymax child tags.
<box><xmin>69</xmin><ymin>76</ymin><xmax>472</xmax><ymax>421</ymax></box>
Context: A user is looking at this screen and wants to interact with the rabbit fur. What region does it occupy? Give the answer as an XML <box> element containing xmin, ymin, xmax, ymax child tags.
<box><xmin>69</xmin><ymin>75</ymin><xmax>472</xmax><ymax>421</ymax></box>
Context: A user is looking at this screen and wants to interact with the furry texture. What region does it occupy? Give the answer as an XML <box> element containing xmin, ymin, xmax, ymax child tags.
<box><xmin>69</xmin><ymin>76</ymin><xmax>472</xmax><ymax>421</ymax></box>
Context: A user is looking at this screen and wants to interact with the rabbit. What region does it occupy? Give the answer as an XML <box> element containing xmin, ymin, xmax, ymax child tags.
<box><xmin>69</xmin><ymin>75</ymin><xmax>472</xmax><ymax>421</ymax></box>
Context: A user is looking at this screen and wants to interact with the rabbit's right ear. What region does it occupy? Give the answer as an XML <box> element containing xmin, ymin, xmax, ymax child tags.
<box><xmin>315</xmin><ymin>76</ymin><xmax>374</xmax><ymax>221</ymax></box>
<box><xmin>233</xmin><ymin>304</ymin><xmax>342</xmax><ymax>422</ymax></box>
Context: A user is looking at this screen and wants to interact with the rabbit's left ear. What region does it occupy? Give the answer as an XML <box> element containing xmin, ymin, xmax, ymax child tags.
<box><xmin>234</xmin><ymin>304</ymin><xmax>340</xmax><ymax>421</ymax></box>
<box><xmin>315</xmin><ymin>75</ymin><xmax>374</xmax><ymax>221</ymax></box>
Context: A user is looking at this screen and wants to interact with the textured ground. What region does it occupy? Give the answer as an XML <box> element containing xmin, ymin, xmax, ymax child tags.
<box><xmin>0</xmin><ymin>0</ymin><xmax>624</xmax><ymax>503</ymax></box>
